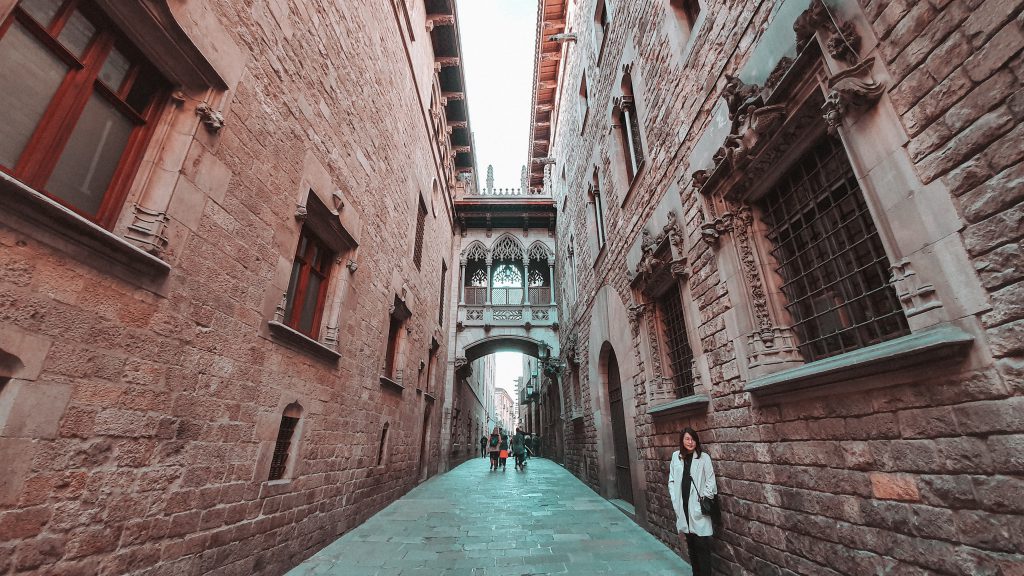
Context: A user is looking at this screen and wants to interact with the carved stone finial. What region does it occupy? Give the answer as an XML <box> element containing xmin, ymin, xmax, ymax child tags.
<box><xmin>486</xmin><ymin>164</ymin><xmax>494</xmax><ymax>192</ymax></box>
<box><xmin>195</xmin><ymin>103</ymin><xmax>225</xmax><ymax>133</ymax></box>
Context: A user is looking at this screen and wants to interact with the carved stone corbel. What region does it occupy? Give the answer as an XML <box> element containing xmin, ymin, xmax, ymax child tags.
<box><xmin>195</xmin><ymin>103</ymin><xmax>225</xmax><ymax>133</ymax></box>
<box><xmin>124</xmin><ymin>204</ymin><xmax>170</xmax><ymax>254</ymax></box>
<box><xmin>700</xmin><ymin>212</ymin><xmax>734</xmax><ymax>246</ymax></box>
<box><xmin>794</xmin><ymin>0</ymin><xmax>861</xmax><ymax>63</ymax></box>
<box><xmin>890</xmin><ymin>258</ymin><xmax>943</xmax><ymax>318</ymax></box>
<box><xmin>821</xmin><ymin>57</ymin><xmax>886</xmax><ymax>134</ymax></box>
<box><xmin>294</xmin><ymin>204</ymin><xmax>307</xmax><ymax>221</ymax></box>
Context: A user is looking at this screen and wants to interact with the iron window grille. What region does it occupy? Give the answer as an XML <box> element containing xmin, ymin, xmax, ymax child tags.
<box><xmin>413</xmin><ymin>198</ymin><xmax>427</xmax><ymax>269</ymax></box>
<box><xmin>760</xmin><ymin>135</ymin><xmax>909</xmax><ymax>362</ymax></box>
<box><xmin>0</xmin><ymin>0</ymin><xmax>168</xmax><ymax>228</ymax></box>
<box><xmin>268</xmin><ymin>415</ymin><xmax>299</xmax><ymax>481</ymax></box>
<box><xmin>657</xmin><ymin>288</ymin><xmax>695</xmax><ymax>398</ymax></box>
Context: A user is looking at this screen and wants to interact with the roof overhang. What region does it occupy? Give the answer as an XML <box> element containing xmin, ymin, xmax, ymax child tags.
<box><xmin>526</xmin><ymin>0</ymin><xmax>568</xmax><ymax>190</ymax></box>
<box><xmin>428</xmin><ymin>0</ymin><xmax>477</xmax><ymax>175</ymax></box>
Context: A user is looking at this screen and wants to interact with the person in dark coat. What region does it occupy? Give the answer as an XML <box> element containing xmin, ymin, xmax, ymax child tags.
<box><xmin>511</xmin><ymin>428</ymin><xmax>527</xmax><ymax>470</ymax></box>
<box><xmin>498</xmin><ymin>428</ymin><xmax>509</xmax><ymax>471</ymax></box>
<box><xmin>480</xmin><ymin>435</ymin><xmax>488</xmax><ymax>458</ymax></box>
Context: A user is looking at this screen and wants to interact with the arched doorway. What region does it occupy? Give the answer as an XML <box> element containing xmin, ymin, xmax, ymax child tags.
<box><xmin>605</xmin><ymin>347</ymin><xmax>633</xmax><ymax>504</ymax></box>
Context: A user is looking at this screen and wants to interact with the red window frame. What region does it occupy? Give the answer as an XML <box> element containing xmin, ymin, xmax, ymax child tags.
<box><xmin>0</xmin><ymin>0</ymin><xmax>168</xmax><ymax>228</ymax></box>
<box><xmin>285</xmin><ymin>227</ymin><xmax>334</xmax><ymax>339</ymax></box>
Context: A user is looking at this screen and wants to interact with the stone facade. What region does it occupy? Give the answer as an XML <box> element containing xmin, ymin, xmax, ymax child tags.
<box><xmin>0</xmin><ymin>0</ymin><xmax>474</xmax><ymax>574</ymax></box>
<box><xmin>447</xmin><ymin>355</ymin><xmax>495</xmax><ymax>468</ymax></box>
<box><xmin>537</xmin><ymin>0</ymin><xmax>1024</xmax><ymax>574</ymax></box>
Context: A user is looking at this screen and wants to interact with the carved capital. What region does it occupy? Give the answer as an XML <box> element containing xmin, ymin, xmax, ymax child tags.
<box><xmin>700</xmin><ymin>212</ymin><xmax>734</xmax><ymax>246</ymax></box>
<box><xmin>822</xmin><ymin>57</ymin><xmax>886</xmax><ymax>135</ymax></box>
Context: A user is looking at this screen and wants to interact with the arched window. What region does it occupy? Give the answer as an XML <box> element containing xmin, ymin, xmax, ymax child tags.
<box><xmin>269</xmin><ymin>402</ymin><xmax>303</xmax><ymax>481</ymax></box>
<box><xmin>470</xmin><ymin>269</ymin><xmax>487</xmax><ymax>287</ymax></box>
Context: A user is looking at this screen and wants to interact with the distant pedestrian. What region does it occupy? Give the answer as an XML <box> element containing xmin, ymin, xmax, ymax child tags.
<box><xmin>480</xmin><ymin>435</ymin><xmax>488</xmax><ymax>458</ymax></box>
<box><xmin>488</xmin><ymin>427</ymin><xmax>501</xmax><ymax>471</ymax></box>
<box><xmin>511</xmin><ymin>428</ymin><xmax>527</xmax><ymax>470</ymax></box>
<box><xmin>498</xmin><ymin>428</ymin><xmax>509</xmax><ymax>471</ymax></box>
<box><xmin>668</xmin><ymin>427</ymin><xmax>718</xmax><ymax>576</ymax></box>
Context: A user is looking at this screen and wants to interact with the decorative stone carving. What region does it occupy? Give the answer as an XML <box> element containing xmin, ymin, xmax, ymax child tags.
<box><xmin>323</xmin><ymin>326</ymin><xmax>340</xmax><ymax>348</ymax></box>
<box><xmin>890</xmin><ymin>259</ymin><xmax>943</xmax><ymax>318</ymax></box>
<box><xmin>124</xmin><ymin>204</ymin><xmax>170</xmax><ymax>254</ymax></box>
<box><xmin>195</xmin><ymin>103</ymin><xmax>225</xmax><ymax>133</ymax></box>
<box><xmin>331</xmin><ymin>191</ymin><xmax>345</xmax><ymax>213</ymax></box>
<box><xmin>627</xmin><ymin>303</ymin><xmax>648</xmax><ymax>337</ymax></box>
<box><xmin>793</xmin><ymin>0</ymin><xmax>861</xmax><ymax>63</ymax></box>
<box><xmin>651</xmin><ymin>376</ymin><xmax>676</xmax><ymax>403</ymax></box>
<box><xmin>294</xmin><ymin>204</ymin><xmax>307</xmax><ymax>221</ymax></box>
<box><xmin>562</xmin><ymin>333</ymin><xmax>579</xmax><ymax>365</ymax></box>
<box><xmin>700</xmin><ymin>212</ymin><xmax>734</xmax><ymax>246</ymax></box>
<box><xmin>747</xmin><ymin>326</ymin><xmax>803</xmax><ymax>368</ymax></box>
<box><xmin>273</xmin><ymin>292</ymin><xmax>288</xmax><ymax>323</ymax></box>
<box><xmin>492</xmin><ymin>235</ymin><xmax>523</xmax><ymax>261</ymax></box>
<box><xmin>722</xmin><ymin>74</ymin><xmax>764</xmax><ymax>121</ymax></box>
<box><xmin>731</xmin><ymin>203</ymin><xmax>775</xmax><ymax>343</ymax></box>
<box><xmin>347</xmin><ymin>259</ymin><xmax>358</xmax><ymax>272</ymax></box>
<box><xmin>821</xmin><ymin>57</ymin><xmax>886</xmax><ymax>135</ymax></box>
<box><xmin>764</xmin><ymin>56</ymin><xmax>795</xmax><ymax>93</ymax></box>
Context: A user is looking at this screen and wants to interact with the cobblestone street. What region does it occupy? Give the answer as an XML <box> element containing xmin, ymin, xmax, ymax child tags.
<box><xmin>288</xmin><ymin>458</ymin><xmax>690</xmax><ymax>576</ymax></box>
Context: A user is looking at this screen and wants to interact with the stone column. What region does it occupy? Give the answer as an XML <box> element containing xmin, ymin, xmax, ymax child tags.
<box><xmin>458</xmin><ymin>258</ymin><xmax>466</xmax><ymax>305</ymax></box>
<box><xmin>548</xmin><ymin>258</ymin><xmax>556</xmax><ymax>305</ymax></box>
<box><xmin>522</xmin><ymin>257</ymin><xmax>530</xmax><ymax>306</ymax></box>
<box><xmin>485</xmin><ymin>256</ymin><xmax>493</xmax><ymax>306</ymax></box>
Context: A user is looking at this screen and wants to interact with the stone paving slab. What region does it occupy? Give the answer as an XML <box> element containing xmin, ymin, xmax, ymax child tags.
<box><xmin>288</xmin><ymin>457</ymin><xmax>691</xmax><ymax>576</ymax></box>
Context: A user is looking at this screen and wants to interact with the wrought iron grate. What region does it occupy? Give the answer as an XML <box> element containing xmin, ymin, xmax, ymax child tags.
<box><xmin>658</xmin><ymin>289</ymin><xmax>695</xmax><ymax>397</ymax></box>
<box><xmin>269</xmin><ymin>415</ymin><xmax>299</xmax><ymax>480</ymax></box>
<box><xmin>760</xmin><ymin>135</ymin><xmax>909</xmax><ymax>362</ymax></box>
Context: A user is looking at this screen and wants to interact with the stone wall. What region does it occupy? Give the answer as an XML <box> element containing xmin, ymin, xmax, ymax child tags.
<box><xmin>549</xmin><ymin>0</ymin><xmax>1023</xmax><ymax>574</ymax></box>
<box><xmin>0</xmin><ymin>0</ymin><xmax>462</xmax><ymax>574</ymax></box>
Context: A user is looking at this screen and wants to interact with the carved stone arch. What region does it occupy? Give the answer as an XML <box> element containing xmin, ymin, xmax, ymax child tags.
<box><xmin>490</xmin><ymin>234</ymin><xmax>524</xmax><ymax>262</ymax></box>
<box><xmin>463</xmin><ymin>241</ymin><xmax>487</xmax><ymax>262</ymax></box>
<box><xmin>528</xmin><ymin>241</ymin><xmax>551</xmax><ymax>262</ymax></box>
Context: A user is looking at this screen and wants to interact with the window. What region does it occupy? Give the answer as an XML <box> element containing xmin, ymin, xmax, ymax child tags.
<box><xmin>438</xmin><ymin>261</ymin><xmax>447</xmax><ymax>325</ymax></box>
<box><xmin>426</xmin><ymin>338</ymin><xmax>438</xmax><ymax>394</ymax></box>
<box><xmin>658</xmin><ymin>288</ymin><xmax>695</xmax><ymax>397</ymax></box>
<box><xmin>284</xmin><ymin>227</ymin><xmax>334</xmax><ymax>339</ymax></box>
<box><xmin>413</xmin><ymin>196</ymin><xmax>427</xmax><ymax>269</ymax></box>
<box><xmin>377</xmin><ymin>422</ymin><xmax>389</xmax><ymax>466</ymax></box>
<box><xmin>383</xmin><ymin>298</ymin><xmax>411</xmax><ymax>382</ymax></box>
<box><xmin>578</xmin><ymin>75</ymin><xmax>589</xmax><ymax>129</ymax></box>
<box><xmin>0</xmin><ymin>0</ymin><xmax>168</xmax><ymax>228</ymax></box>
<box><xmin>669</xmin><ymin>0</ymin><xmax>700</xmax><ymax>40</ymax></box>
<box><xmin>590</xmin><ymin>171</ymin><xmax>607</xmax><ymax>250</ymax></box>
<box><xmin>593</xmin><ymin>0</ymin><xmax>608</xmax><ymax>61</ymax></box>
<box><xmin>760</xmin><ymin>135</ymin><xmax>909</xmax><ymax>362</ymax></box>
<box><xmin>268</xmin><ymin>402</ymin><xmax>302</xmax><ymax>481</ymax></box>
<box><xmin>615</xmin><ymin>74</ymin><xmax>644</xmax><ymax>183</ymax></box>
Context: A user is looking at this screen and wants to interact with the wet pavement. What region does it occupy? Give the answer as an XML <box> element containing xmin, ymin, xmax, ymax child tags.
<box><xmin>287</xmin><ymin>456</ymin><xmax>690</xmax><ymax>575</ymax></box>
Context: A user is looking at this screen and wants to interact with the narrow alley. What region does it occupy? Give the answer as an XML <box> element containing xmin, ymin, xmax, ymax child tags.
<box><xmin>288</xmin><ymin>458</ymin><xmax>689</xmax><ymax>576</ymax></box>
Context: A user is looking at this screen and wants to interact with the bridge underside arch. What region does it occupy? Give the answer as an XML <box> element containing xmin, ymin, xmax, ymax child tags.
<box><xmin>463</xmin><ymin>335</ymin><xmax>545</xmax><ymax>363</ymax></box>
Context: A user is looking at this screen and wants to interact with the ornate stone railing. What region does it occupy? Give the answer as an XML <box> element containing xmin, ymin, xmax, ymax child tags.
<box><xmin>457</xmin><ymin>303</ymin><xmax>559</xmax><ymax>328</ymax></box>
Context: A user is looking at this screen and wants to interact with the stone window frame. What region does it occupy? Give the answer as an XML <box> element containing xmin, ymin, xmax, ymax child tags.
<box><xmin>263</xmin><ymin>152</ymin><xmax>360</xmax><ymax>362</ymax></box>
<box><xmin>267</xmin><ymin>402</ymin><xmax>303</xmax><ymax>482</ymax></box>
<box><xmin>0</xmin><ymin>0</ymin><xmax>243</xmax><ymax>286</ymax></box>
<box><xmin>578</xmin><ymin>73</ymin><xmax>589</xmax><ymax>133</ymax></box>
<box><xmin>687</xmin><ymin>0</ymin><xmax>983</xmax><ymax>396</ymax></box>
<box><xmin>664</xmin><ymin>0</ymin><xmax>706</xmax><ymax>65</ymax></box>
<box><xmin>255</xmin><ymin>397</ymin><xmax>310</xmax><ymax>490</ymax></box>
<box><xmin>381</xmin><ymin>296</ymin><xmax>412</xmax><ymax>391</ymax></box>
<box><xmin>588</xmin><ymin>167</ymin><xmax>607</xmax><ymax>259</ymax></box>
<box><xmin>612</xmin><ymin>64</ymin><xmax>646</xmax><ymax>188</ymax></box>
<box><xmin>413</xmin><ymin>194</ymin><xmax>428</xmax><ymax>269</ymax></box>
<box><xmin>627</xmin><ymin>208</ymin><xmax>709</xmax><ymax>413</ymax></box>
<box><xmin>592</xmin><ymin>0</ymin><xmax>609</xmax><ymax>65</ymax></box>
<box><xmin>608</xmin><ymin>49</ymin><xmax>650</xmax><ymax>207</ymax></box>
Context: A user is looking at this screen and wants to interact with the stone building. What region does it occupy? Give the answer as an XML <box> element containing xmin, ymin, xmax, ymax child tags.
<box><xmin>0</xmin><ymin>0</ymin><xmax>476</xmax><ymax>574</ymax></box>
<box><xmin>446</xmin><ymin>354</ymin><xmax>495</xmax><ymax>467</ymax></box>
<box><xmin>531</xmin><ymin>0</ymin><xmax>1024</xmax><ymax>574</ymax></box>
<box><xmin>495</xmin><ymin>387</ymin><xmax>516</xmax><ymax>432</ymax></box>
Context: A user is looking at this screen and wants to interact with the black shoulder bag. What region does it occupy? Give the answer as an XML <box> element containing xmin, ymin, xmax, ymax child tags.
<box><xmin>690</xmin><ymin>477</ymin><xmax>719</xmax><ymax>516</ymax></box>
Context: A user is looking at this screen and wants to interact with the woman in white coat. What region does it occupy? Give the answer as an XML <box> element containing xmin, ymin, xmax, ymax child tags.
<box><xmin>668</xmin><ymin>427</ymin><xmax>717</xmax><ymax>576</ymax></box>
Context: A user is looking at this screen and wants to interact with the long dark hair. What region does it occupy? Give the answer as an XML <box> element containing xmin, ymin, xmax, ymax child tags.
<box><xmin>679</xmin><ymin>427</ymin><xmax>703</xmax><ymax>458</ymax></box>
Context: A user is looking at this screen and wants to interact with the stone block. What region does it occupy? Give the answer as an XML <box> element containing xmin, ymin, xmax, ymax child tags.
<box><xmin>869</xmin><ymin>472</ymin><xmax>921</xmax><ymax>501</ymax></box>
<box><xmin>965</xmin><ymin>22</ymin><xmax>1024</xmax><ymax>83</ymax></box>
<box><xmin>0</xmin><ymin>380</ymin><xmax>70</xmax><ymax>439</ymax></box>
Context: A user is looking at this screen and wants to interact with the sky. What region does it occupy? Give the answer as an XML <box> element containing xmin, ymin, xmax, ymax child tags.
<box><xmin>456</xmin><ymin>0</ymin><xmax>537</xmax><ymax>191</ymax></box>
<box><xmin>494</xmin><ymin>351</ymin><xmax>523</xmax><ymax>394</ymax></box>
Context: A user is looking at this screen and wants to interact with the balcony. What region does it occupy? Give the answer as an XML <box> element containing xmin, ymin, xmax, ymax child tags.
<box><xmin>458</xmin><ymin>286</ymin><xmax>558</xmax><ymax>328</ymax></box>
